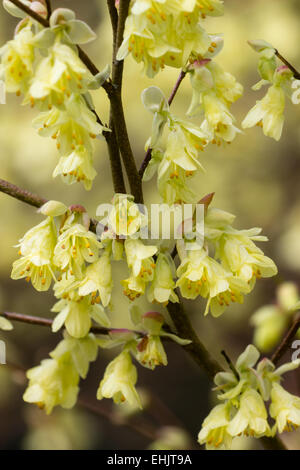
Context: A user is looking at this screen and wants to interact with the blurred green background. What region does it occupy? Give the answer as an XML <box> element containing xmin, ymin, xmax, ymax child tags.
<box><xmin>0</xmin><ymin>0</ymin><xmax>299</xmax><ymax>450</ymax></box>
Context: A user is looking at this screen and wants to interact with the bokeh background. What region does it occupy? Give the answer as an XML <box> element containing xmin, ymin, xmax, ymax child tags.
<box><xmin>0</xmin><ymin>0</ymin><xmax>300</xmax><ymax>450</ymax></box>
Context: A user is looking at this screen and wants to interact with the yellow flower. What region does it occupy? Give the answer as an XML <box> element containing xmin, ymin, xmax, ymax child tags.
<box><xmin>23</xmin><ymin>357</ymin><xmax>79</xmax><ymax>414</ymax></box>
<box><xmin>198</xmin><ymin>403</ymin><xmax>232</xmax><ymax>449</ymax></box>
<box><xmin>227</xmin><ymin>389</ymin><xmax>271</xmax><ymax>438</ymax></box>
<box><xmin>270</xmin><ymin>383</ymin><xmax>300</xmax><ymax>434</ymax></box>
<box><xmin>0</xmin><ymin>23</ymin><xmax>34</xmax><ymax>95</ymax></box>
<box><xmin>53</xmin><ymin>224</ymin><xmax>101</xmax><ymax>278</ymax></box>
<box><xmin>11</xmin><ymin>217</ymin><xmax>57</xmax><ymax>291</ymax></box>
<box><xmin>242</xmin><ymin>85</ymin><xmax>285</xmax><ymax>141</ymax></box>
<box><xmin>97</xmin><ymin>350</ymin><xmax>142</xmax><ymax>408</ymax></box>
<box><xmin>51</xmin><ymin>293</ymin><xmax>110</xmax><ymax>339</ymax></box>
<box><xmin>136</xmin><ymin>335</ymin><xmax>168</xmax><ymax>370</ymax></box>
<box><xmin>26</xmin><ymin>40</ymin><xmax>92</xmax><ymax>110</ymax></box>
<box><xmin>148</xmin><ymin>253</ymin><xmax>178</xmax><ymax>304</ymax></box>
<box><xmin>53</xmin><ymin>145</ymin><xmax>97</xmax><ymax>190</ymax></box>
<box><xmin>78</xmin><ymin>251</ymin><xmax>113</xmax><ymax>307</ymax></box>
<box><xmin>106</xmin><ymin>194</ymin><xmax>147</xmax><ymax>238</ymax></box>
<box><xmin>117</xmin><ymin>0</ymin><xmax>211</xmax><ymax>77</ymax></box>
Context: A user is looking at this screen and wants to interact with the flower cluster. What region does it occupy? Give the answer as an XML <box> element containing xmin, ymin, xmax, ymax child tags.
<box><xmin>101</xmin><ymin>194</ymin><xmax>179</xmax><ymax>304</ymax></box>
<box><xmin>11</xmin><ymin>201</ymin><xmax>111</xmax><ymax>338</ymax></box>
<box><xmin>0</xmin><ymin>6</ymin><xmax>105</xmax><ymax>189</ymax></box>
<box><xmin>141</xmin><ymin>51</ymin><xmax>243</xmax><ymax>205</ymax></box>
<box><xmin>23</xmin><ymin>332</ymin><xmax>98</xmax><ymax>414</ymax></box>
<box><xmin>251</xmin><ymin>282</ymin><xmax>300</xmax><ymax>352</ymax></box>
<box><xmin>242</xmin><ymin>40</ymin><xmax>296</xmax><ymax>141</ymax></box>
<box><xmin>198</xmin><ymin>344</ymin><xmax>300</xmax><ymax>449</ymax></box>
<box><xmin>117</xmin><ymin>0</ymin><xmax>224</xmax><ymax>77</ymax></box>
<box><xmin>11</xmin><ymin>196</ymin><xmax>189</xmax><ymax>412</ymax></box>
<box><xmin>176</xmin><ymin>204</ymin><xmax>277</xmax><ymax>316</ymax></box>
<box><xmin>96</xmin><ymin>307</ymin><xmax>190</xmax><ymax>408</ymax></box>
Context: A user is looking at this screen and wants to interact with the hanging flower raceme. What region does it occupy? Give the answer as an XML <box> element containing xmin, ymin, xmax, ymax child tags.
<box><xmin>198</xmin><ymin>344</ymin><xmax>300</xmax><ymax>449</ymax></box>
<box><xmin>116</xmin><ymin>0</ymin><xmax>224</xmax><ymax>77</ymax></box>
<box><xmin>97</xmin><ymin>349</ymin><xmax>142</xmax><ymax>408</ymax></box>
<box><xmin>23</xmin><ymin>332</ymin><xmax>98</xmax><ymax>414</ymax></box>
<box><xmin>96</xmin><ymin>307</ymin><xmax>190</xmax><ymax>408</ymax></box>
<box><xmin>1</xmin><ymin>6</ymin><xmax>105</xmax><ymax>190</ymax></box>
<box><xmin>32</xmin><ymin>93</ymin><xmax>105</xmax><ymax>189</ymax></box>
<box><xmin>242</xmin><ymin>40</ymin><xmax>296</xmax><ymax>141</ymax></box>
<box><xmin>176</xmin><ymin>204</ymin><xmax>277</xmax><ymax>317</ymax></box>
<box><xmin>187</xmin><ymin>52</ymin><xmax>243</xmax><ymax>143</ymax></box>
<box><xmin>141</xmin><ymin>86</ymin><xmax>209</xmax><ymax>204</ymax></box>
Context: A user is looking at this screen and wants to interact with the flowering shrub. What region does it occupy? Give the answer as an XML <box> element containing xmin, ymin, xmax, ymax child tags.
<box><xmin>0</xmin><ymin>0</ymin><xmax>299</xmax><ymax>451</ymax></box>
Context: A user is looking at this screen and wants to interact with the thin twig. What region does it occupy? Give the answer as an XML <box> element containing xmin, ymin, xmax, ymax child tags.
<box><xmin>271</xmin><ymin>313</ymin><xmax>300</xmax><ymax>365</ymax></box>
<box><xmin>45</xmin><ymin>0</ymin><xmax>51</xmax><ymax>21</ymax></box>
<box><xmin>139</xmin><ymin>70</ymin><xmax>187</xmax><ymax>177</ymax></box>
<box><xmin>221</xmin><ymin>350</ymin><xmax>239</xmax><ymax>381</ymax></box>
<box><xmin>275</xmin><ymin>50</ymin><xmax>300</xmax><ymax>80</ymax></box>
<box><xmin>0</xmin><ymin>178</ymin><xmax>48</xmax><ymax>208</ymax></box>
<box><xmin>0</xmin><ymin>178</ymin><xmax>100</xmax><ymax>233</ymax></box>
<box><xmin>168</xmin><ymin>70</ymin><xmax>187</xmax><ymax>106</ymax></box>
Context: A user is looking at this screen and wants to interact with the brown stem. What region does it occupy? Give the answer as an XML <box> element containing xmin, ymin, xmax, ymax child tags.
<box><xmin>106</xmin><ymin>0</ymin><xmax>127</xmax><ymax>194</ymax></box>
<box><xmin>1</xmin><ymin>311</ymin><xmax>147</xmax><ymax>337</ymax></box>
<box><xmin>275</xmin><ymin>50</ymin><xmax>300</xmax><ymax>80</ymax></box>
<box><xmin>105</xmin><ymin>123</ymin><xmax>126</xmax><ymax>194</ymax></box>
<box><xmin>168</xmin><ymin>70</ymin><xmax>187</xmax><ymax>106</ymax></box>
<box><xmin>271</xmin><ymin>313</ymin><xmax>300</xmax><ymax>365</ymax></box>
<box><xmin>139</xmin><ymin>70</ymin><xmax>187</xmax><ymax>177</ymax></box>
<box><xmin>0</xmin><ymin>178</ymin><xmax>47</xmax><ymax>208</ymax></box>
<box><xmin>106</xmin><ymin>0</ymin><xmax>143</xmax><ymax>203</ymax></box>
<box><xmin>221</xmin><ymin>350</ymin><xmax>239</xmax><ymax>381</ymax></box>
<box><xmin>166</xmin><ymin>296</ymin><xmax>222</xmax><ymax>379</ymax></box>
<box><xmin>0</xmin><ymin>178</ymin><xmax>100</xmax><ymax>233</ymax></box>
<box><xmin>45</xmin><ymin>0</ymin><xmax>51</xmax><ymax>20</ymax></box>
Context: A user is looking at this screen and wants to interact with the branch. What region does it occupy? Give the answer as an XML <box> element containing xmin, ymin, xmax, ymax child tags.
<box><xmin>106</xmin><ymin>0</ymin><xmax>126</xmax><ymax>194</ymax></box>
<box><xmin>166</xmin><ymin>296</ymin><xmax>222</xmax><ymax>379</ymax></box>
<box><xmin>1</xmin><ymin>311</ymin><xmax>147</xmax><ymax>337</ymax></box>
<box><xmin>0</xmin><ymin>178</ymin><xmax>47</xmax><ymax>208</ymax></box>
<box><xmin>0</xmin><ymin>178</ymin><xmax>101</xmax><ymax>233</ymax></box>
<box><xmin>139</xmin><ymin>70</ymin><xmax>187</xmax><ymax>177</ymax></box>
<box><xmin>271</xmin><ymin>313</ymin><xmax>300</xmax><ymax>365</ymax></box>
<box><xmin>107</xmin><ymin>0</ymin><xmax>143</xmax><ymax>203</ymax></box>
<box><xmin>275</xmin><ymin>49</ymin><xmax>300</xmax><ymax>80</ymax></box>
